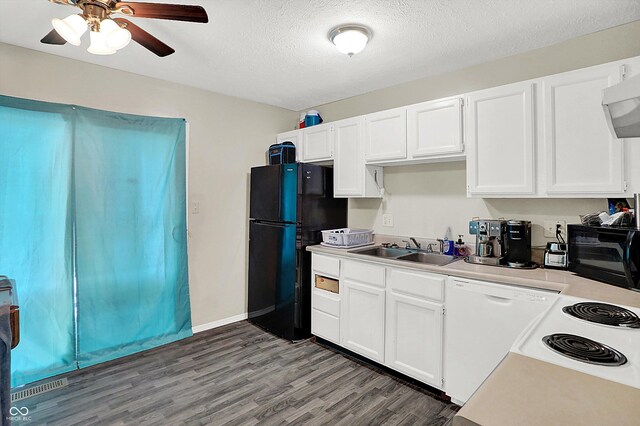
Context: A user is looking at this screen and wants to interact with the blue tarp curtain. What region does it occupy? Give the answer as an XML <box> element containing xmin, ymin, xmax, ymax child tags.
<box><xmin>0</xmin><ymin>95</ymin><xmax>192</xmax><ymax>387</ymax></box>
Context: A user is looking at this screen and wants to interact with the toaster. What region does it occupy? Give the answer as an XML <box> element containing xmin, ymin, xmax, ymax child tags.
<box><xmin>544</xmin><ymin>242</ymin><xmax>568</xmax><ymax>269</ymax></box>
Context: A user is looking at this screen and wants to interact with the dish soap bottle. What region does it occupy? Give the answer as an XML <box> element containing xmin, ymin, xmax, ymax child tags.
<box><xmin>454</xmin><ymin>235</ymin><xmax>468</xmax><ymax>257</ymax></box>
<box><xmin>443</xmin><ymin>227</ymin><xmax>455</xmax><ymax>256</ymax></box>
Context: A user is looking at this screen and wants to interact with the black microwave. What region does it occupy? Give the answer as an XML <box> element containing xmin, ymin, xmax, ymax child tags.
<box><xmin>568</xmin><ymin>224</ymin><xmax>640</xmax><ymax>292</ymax></box>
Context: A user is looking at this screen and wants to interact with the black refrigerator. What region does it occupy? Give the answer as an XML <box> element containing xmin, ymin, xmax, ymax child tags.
<box><xmin>248</xmin><ymin>163</ymin><xmax>347</xmax><ymax>341</ymax></box>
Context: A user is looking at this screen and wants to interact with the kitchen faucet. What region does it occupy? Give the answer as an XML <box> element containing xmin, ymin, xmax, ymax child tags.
<box><xmin>410</xmin><ymin>237</ymin><xmax>421</xmax><ymax>249</ymax></box>
<box><xmin>402</xmin><ymin>238</ymin><xmax>421</xmax><ymax>249</ymax></box>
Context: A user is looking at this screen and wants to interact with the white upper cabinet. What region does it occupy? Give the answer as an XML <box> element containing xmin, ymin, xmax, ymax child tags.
<box><xmin>302</xmin><ymin>123</ymin><xmax>333</xmax><ymax>162</ymax></box>
<box><xmin>407</xmin><ymin>97</ymin><xmax>464</xmax><ymax>159</ymax></box>
<box><xmin>276</xmin><ymin>129</ymin><xmax>302</xmax><ymax>162</ymax></box>
<box><xmin>364</xmin><ymin>107</ymin><xmax>407</xmax><ymax>162</ymax></box>
<box><xmin>333</xmin><ymin>117</ymin><xmax>384</xmax><ymax>198</ymax></box>
<box><xmin>542</xmin><ymin>64</ymin><xmax>625</xmax><ymax>195</ymax></box>
<box><xmin>466</xmin><ymin>82</ymin><xmax>535</xmax><ymax>196</ymax></box>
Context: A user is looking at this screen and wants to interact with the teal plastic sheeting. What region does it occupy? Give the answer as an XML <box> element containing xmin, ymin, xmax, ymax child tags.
<box><xmin>74</xmin><ymin>106</ymin><xmax>191</xmax><ymax>368</ymax></box>
<box><xmin>0</xmin><ymin>95</ymin><xmax>192</xmax><ymax>386</ymax></box>
<box><xmin>0</xmin><ymin>99</ymin><xmax>76</xmax><ymax>386</ymax></box>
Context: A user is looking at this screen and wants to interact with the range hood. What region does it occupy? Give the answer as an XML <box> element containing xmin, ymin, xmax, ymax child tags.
<box><xmin>602</xmin><ymin>73</ymin><xmax>640</xmax><ymax>138</ymax></box>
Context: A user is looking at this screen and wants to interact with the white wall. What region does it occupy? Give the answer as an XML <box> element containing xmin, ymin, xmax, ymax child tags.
<box><xmin>0</xmin><ymin>43</ymin><xmax>296</xmax><ymax>328</ymax></box>
<box><xmin>304</xmin><ymin>20</ymin><xmax>640</xmax><ymax>248</ymax></box>
<box><xmin>350</xmin><ymin>162</ymin><xmax>605</xmax><ymax>247</ymax></box>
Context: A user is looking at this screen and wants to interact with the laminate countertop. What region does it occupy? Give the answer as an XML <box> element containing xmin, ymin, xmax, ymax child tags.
<box><xmin>307</xmin><ymin>244</ymin><xmax>640</xmax><ymax>426</ymax></box>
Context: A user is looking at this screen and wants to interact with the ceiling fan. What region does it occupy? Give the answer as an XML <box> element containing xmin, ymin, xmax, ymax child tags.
<box><xmin>41</xmin><ymin>0</ymin><xmax>208</xmax><ymax>57</ymax></box>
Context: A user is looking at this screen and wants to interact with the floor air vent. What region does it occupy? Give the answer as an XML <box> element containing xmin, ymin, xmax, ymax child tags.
<box><xmin>11</xmin><ymin>378</ymin><xmax>68</xmax><ymax>402</ymax></box>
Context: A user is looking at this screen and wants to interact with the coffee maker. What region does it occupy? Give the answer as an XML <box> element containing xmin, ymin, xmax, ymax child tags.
<box><xmin>505</xmin><ymin>220</ymin><xmax>532</xmax><ymax>267</ymax></box>
<box><xmin>467</xmin><ymin>219</ymin><xmax>507</xmax><ymax>266</ymax></box>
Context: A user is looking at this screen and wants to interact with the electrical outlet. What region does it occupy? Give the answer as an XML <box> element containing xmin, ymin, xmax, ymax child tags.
<box><xmin>543</xmin><ymin>220</ymin><xmax>566</xmax><ymax>238</ymax></box>
<box><xmin>382</xmin><ymin>214</ymin><xmax>393</xmax><ymax>227</ymax></box>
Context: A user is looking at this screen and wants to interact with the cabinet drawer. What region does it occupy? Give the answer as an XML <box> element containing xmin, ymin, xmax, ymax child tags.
<box><xmin>387</xmin><ymin>268</ymin><xmax>444</xmax><ymax>301</ymax></box>
<box><xmin>313</xmin><ymin>289</ymin><xmax>340</xmax><ymax>317</ymax></box>
<box><xmin>312</xmin><ymin>309</ymin><xmax>339</xmax><ymax>343</ymax></box>
<box><xmin>342</xmin><ymin>260</ymin><xmax>385</xmax><ymax>287</ymax></box>
<box><xmin>315</xmin><ymin>275</ymin><xmax>339</xmax><ymax>293</ymax></box>
<box><xmin>313</xmin><ymin>254</ymin><xmax>340</xmax><ymax>277</ymax></box>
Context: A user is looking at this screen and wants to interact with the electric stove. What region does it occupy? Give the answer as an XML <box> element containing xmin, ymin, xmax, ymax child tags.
<box><xmin>511</xmin><ymin>295</ymin><xmax>640</xmax><ymax>389</ymax></box>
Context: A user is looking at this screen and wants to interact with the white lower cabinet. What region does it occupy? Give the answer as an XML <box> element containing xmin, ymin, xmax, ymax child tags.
<box><xmin>385</xmin><ymin>292</ymin><xmax>444</xmax><ymax>387</ymax></box>
<box><xmin>311</xmin><ymin>254</ymin><xmax>447</xmax><ymax>389</ymax></box>
<box><xmin>385</xmin><ymin>267</ymin><xmax>445</xmax><ymax>388</ymax></box>
<box><xmin>310</xmin><ymin>254</ymin><xmax>555</xmax><ymax>398</ymax></box>
<box><xmin>312</xmin><ymin>308</ymin><xmax>340</xmax><ymax>343</ymax></box>
<box><xmin>341</xmin><ymin>278</ymin><xmax>386</xmax><ymax>363</ymax></box>
<box><xmin>311</xmin><ymin>255</ymin><xmax>341</xmax><ymax>344</ymax></box>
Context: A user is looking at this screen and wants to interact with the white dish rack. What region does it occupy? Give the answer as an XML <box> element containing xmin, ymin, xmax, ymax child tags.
<box><xmin>321</xmin><ymin>228</ymin><xmax>374</xmax><ymax>247</ymax></box>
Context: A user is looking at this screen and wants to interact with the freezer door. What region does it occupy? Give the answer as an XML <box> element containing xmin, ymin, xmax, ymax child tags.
<box><xmin>248</xmin><ymin>221</ymin><xmax>297</xmax><ymax>340</ymax></box>
<box><xmin>249</xmin><ymin>164</ymin><xmax>297</xmax><ymax>223</ymax></box>
<box><xmin>298</xmin><ymin>164</ymin><xmax>347</xmax><ymax>236</ymax></box>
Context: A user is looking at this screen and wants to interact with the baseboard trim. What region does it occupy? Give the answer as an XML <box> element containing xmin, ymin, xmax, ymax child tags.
<box><xmin>192</xmin><ymin>313</ymin><xmax>248</xmax><ymax>333</ymax></box>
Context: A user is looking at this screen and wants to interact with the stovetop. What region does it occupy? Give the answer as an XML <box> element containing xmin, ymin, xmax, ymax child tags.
<box><xmin>511</xmin><ymin>295</ymin><xmax>640</xmax><ymax>389</ymax></box>
<box><xmin>562</xmin><ymin>302</ymin><xmax>640</xmax><ymax>329</ymax></box>
<box><xmin>542</xmin><ymin>333</ymin><xmax>628</xmax><ymax>366</ymax></box>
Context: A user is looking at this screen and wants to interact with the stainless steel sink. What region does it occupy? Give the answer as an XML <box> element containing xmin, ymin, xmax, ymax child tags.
<box><xmin>396</xmin><ymin>252</ymin><xmax>458</xmax><ymax>266</ymax></box>
<box><xmin>350</xmin><ymin>245</ymin><xmax>459</xmax><ymax>266</ymax></box>
<box><xmin>351</xmin><ymin>246</ymin><xmax>413</xmax><ymax>258</ymax></box>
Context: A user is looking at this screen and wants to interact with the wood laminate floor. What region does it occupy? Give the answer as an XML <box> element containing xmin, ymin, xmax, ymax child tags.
<box><xmin>17</xmin><ymin>321</ymin><xmax>459</xmax><ymax>425</ymax></box>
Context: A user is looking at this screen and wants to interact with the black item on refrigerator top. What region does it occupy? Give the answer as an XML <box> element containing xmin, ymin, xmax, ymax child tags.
<box><xmin>268</xmin><ymin>141</ymin><xmax>296</xmax><ymax>165</ymax></box>
<box><xmin>248</xmin><ymin>163</ymin><xmax>347</xmax><ymax>341</ymax></box>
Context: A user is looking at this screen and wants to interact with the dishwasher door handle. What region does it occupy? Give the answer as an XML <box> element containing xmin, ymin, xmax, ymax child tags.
<box><xmin>485</xmin><ymin>294</ymin><xmax>513</xmax><ymax>304</ymax></box>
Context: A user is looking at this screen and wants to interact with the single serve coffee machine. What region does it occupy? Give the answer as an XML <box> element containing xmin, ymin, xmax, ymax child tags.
<box><xmin>467</xmin><ymin>219</ymin><xmax>507</xmax><ymax>266</ymax></box>
<box><xmin>505</xmin><ymin>220</ymin><xmax>532</xmax><ymax>267</ymax></box>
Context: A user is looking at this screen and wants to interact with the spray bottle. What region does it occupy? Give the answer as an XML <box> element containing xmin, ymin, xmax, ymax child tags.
<box><xmin>443</xmin><ymin>227</ymin><xmax>455</xmax><ymax>255</ymax></box>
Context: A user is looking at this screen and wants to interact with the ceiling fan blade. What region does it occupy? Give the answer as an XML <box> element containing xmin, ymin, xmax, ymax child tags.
<box><xmin>41</xmin><ymin>29</ymin><xmax>67</xmax><ymax>45</ymax></box>
<box><xmin>114</xmin><ymin>2</ymin><xmax>208</xmax><ymax>23</ymax></box>
<box><xmin>113</xmin><ymin>18</ymin><xmax>175</xmax><ymax>57</ymax></box>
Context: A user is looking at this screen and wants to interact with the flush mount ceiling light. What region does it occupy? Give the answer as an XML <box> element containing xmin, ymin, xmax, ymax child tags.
<box><xmin>329</xmin><ymin>25</ymin><xmax>371</xmax><ymax>56</ymax></box>
<box><xmin>41</xmin><ymin>0</ymin><xmax>208</xmax><ymax>57</ymax></box>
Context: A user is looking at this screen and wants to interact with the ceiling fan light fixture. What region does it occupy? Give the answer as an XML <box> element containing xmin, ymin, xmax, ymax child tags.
<box><xmin>51</xmin><ymin>14</ymin><xmax>87</xmax><ymax>46</ymax></box>
<box><xmin>100</xmin><ymin>19</ymin><xmax>131</xmax><ymax>50</ymax></box>
<box><xmin>87</xmin><ymin>30</ymin><xmax>116</xmax><ymax>55</ymax></box>
<box><xmin>329</xmin><ymin>25</ymin><xmax>371</xmax><ymax>56</ymax></box>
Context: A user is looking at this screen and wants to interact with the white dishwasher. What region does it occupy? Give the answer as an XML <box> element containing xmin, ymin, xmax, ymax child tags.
<box><xmin>444</xmin><ymin>276</ymin><xmax>558</xmax><ymax>405</ymax></box>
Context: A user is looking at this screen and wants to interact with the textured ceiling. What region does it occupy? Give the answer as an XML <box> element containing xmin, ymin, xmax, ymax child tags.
<box><xmin>1</xmin><ymin>0</ymin><xmax>640</xmax><ymax>111</ymax></box>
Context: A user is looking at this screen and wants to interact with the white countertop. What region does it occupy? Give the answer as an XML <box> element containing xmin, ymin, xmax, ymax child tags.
<box><xmin>307</xmin><ymin>244</ymin><xmax>640</xmax><ymax>306</ymax></box>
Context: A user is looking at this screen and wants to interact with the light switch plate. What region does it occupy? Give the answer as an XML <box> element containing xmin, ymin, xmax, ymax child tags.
<box><xmin>190</xmin><ymin>201</ymin><xmax>200</xmax><ymax>215</ymax></box>
<box><xmin>382</xmin><ymin>214</ymin><xmax>393</xmax><ymax>227</ymax></box>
